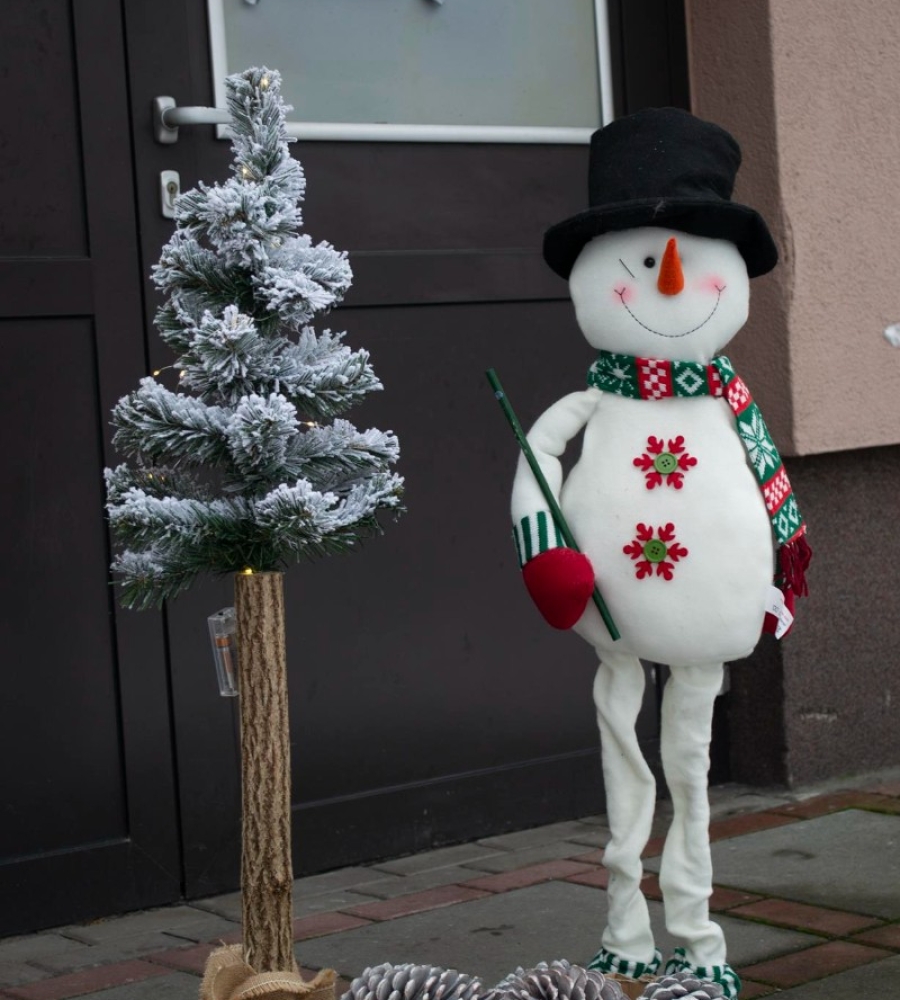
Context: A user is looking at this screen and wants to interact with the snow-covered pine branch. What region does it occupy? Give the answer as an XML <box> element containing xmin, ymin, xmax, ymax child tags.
<box><xmin>105</xmin><ymin>67</ymin><xmax>403</xmax><ymax>608</ymax></box>
<box><xmin>253</xmin><ymin>472</ymin><xmax>404</xmax><ymax>559</ymax></box>
<box><xmin>112</xmin><ymin>378</ymin><xmax>231</xmax><ymax>466</ymax></box>
<box><xmin>175</xmin><ymin>308</ymin><xmax>381</xmax><ymax>418</ymax></box>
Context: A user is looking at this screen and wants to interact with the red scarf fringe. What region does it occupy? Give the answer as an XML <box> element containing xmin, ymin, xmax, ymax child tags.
<box><xmin>780</xmin><ymin>534</ymin><xmax>812</xmax><ymax>597</ymax></box>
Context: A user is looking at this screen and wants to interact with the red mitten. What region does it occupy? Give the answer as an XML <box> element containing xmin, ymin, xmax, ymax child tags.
<box><xmin>522</xmin><ymin>548</ymin><xmax>595</xmax><ymax>630</ymax></box>
<box><xmin>763</xmin><ymin>586</ymin><xmax>796</xmax><ymax>637</ymax></box>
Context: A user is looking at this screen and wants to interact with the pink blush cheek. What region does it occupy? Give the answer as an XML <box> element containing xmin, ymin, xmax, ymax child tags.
<box><xmin>613</xmin><ymin>283</ymin><xmax>636</xmax><ymax>305</ymax></box>
<box><xmin>693</xmin><ymin>274</ymin><xmax>725</xmax><ymax>294</ymax></box>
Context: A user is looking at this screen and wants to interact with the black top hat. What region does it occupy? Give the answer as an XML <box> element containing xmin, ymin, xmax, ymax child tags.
<box><xmin>543</xmin><ymin>107</ymin><xmax>778</xmax><ymax>280</ymax></box>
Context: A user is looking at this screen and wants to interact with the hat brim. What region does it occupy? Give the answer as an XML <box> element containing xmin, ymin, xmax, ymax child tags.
<box><xmin>543</xmin><ymin>198</ymin><xmax>778</xmax><ymax>280</ymax></box>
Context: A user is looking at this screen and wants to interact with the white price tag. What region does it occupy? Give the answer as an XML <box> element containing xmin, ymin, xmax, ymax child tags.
<box><xmin>766</xmin><ymin>585</ymin><xmax>794</xmax><ymax>639</ymax></box>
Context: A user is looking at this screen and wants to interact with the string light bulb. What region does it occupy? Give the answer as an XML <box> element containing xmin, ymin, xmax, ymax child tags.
<box><xmin>241</xmin><ymin>567</ymin><xmax>254</xmax><ymax>575</ymax></box>
<box><xmin>241</xmin><ymin>165</ymin><xmax>252</xmax><ymax>179</ymax></box>
<box><xmin>260</xmin><ymin>76</ymin><xmax>269</xmax><ymax>90</ymax></box>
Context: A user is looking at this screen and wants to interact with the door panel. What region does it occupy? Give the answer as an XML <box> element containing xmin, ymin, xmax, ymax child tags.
<box><xmin>1</xmin><ymin>317</ymin><xmax>126</xmax><ymax>859</ymax></box>
<box><xmin>0</xmin><ymin>0</ymin><xmax>180</xmax><ymax>934</ymax></box>
<box><xmin>0</xmin><ymin>0</ymin><xmax>88</xmax><ymax>257</ymax></box>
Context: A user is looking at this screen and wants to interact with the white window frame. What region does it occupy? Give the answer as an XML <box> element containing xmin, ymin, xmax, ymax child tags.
<box><xmin>206</xmin><ymin>0</ymin><xmax>613</xmax><ymax>144</ymax></box>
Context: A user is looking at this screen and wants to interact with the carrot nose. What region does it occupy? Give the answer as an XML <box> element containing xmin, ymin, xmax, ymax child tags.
<box><xmin>657</xmin><ymin>237</ymin><xmax>685</xmax><ymax>295</ymax></box>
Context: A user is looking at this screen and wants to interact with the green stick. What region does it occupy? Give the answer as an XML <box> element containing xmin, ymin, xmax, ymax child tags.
<box><xmin>486</xmin><ymin>368</ymin><xmax>620</xmax><ymax>641</ymax></box>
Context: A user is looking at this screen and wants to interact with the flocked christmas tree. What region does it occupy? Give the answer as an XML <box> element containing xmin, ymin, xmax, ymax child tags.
<box><xmin>105</xmin><ymin>68</ymin><xmax>402</xmax><ymax>997</ymax></box>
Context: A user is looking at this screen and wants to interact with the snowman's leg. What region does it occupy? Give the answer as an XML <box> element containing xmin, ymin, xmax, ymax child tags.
<box><xmin>659</xmin><ymin>662</ymin><xmax>739</xmax><ymax>994</ymax></box>
<box><xmin>590</xmin><ymin>652</ymin><xmax>660</xmax><ymax>976</ymax></box>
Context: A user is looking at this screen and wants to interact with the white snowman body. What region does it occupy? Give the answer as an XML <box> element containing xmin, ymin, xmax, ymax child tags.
<box><xmin>562</xmin><ymin>390</ymin><xmax>773</xmax><ymax>663</ymax></box>
<box><xmin>511</xmin><ymin>225</ymin><xmax>775</xmax><ymax>660</ymax></box>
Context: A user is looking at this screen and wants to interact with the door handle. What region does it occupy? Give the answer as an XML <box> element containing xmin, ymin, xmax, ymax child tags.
<box><xmin>153</xmin><ymin>96</ymin><xmax>230</xmax><ymax>144</ymax></box>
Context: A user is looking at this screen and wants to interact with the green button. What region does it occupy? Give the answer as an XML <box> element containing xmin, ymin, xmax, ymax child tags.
<box><xmin>654</xmin><ymin>452</ymin><xmax>678</xmax><ymax>474</ymax></box>
<box><xmin>643</xmin><ymin>540</ymin><xmax>668</xmax><ymax>563</ymax></box>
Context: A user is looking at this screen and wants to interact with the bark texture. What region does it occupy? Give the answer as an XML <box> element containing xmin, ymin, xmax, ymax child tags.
<box><xmin>235</xmin><ymin>571</ymin><xmax>296</xmax><ymax>974</ymax></box>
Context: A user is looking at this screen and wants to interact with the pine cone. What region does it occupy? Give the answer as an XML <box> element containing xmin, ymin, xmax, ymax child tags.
<box><xmin>486</xmin><ymin>960</ymin><xmax>627</xmax><ymax>1000</ymax></box>
<box><xmin>342</xmin><ymin>964</ymin><xmax>484</xmax><ymax>1000</ymax></box>
<box><xmin>638</xmin><ymin>972</ymin><xmax>725</xmax><ymax>999</ymax></box>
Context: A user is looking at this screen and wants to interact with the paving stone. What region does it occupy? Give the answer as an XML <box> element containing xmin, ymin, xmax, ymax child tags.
<box><xmin>60</xmin><ymin>908</ymin><xmax>220</xmax><ymax>946</ymax></box>
<box><xmin>53</xmin><ymin>971</ymin><xmax>199</xmax><ymax>1000</ymax></box>
<box><xmin>462</xmin><ymin>860</ymin><xmax>597</xmax><ymax>894</ymax></box>
<box><xmin>339</xmin><ymin>886</ymin><xmax>490</xmax><ymax>923</ymax></box>
<box><xmin>564</xmin><ymin>869</ymin><xmax>610</xmax><ymax>890</ymax></box>
<box><xmin>192</xmin><ymin>869</ymin><xmax>391</xmax><ymax>921</ymax></box>
<box><xmin>475</xmin><ymin>821</ymin><xmax>602</xmax><ymax>853</ymax></box>
<box><xmin>146</xmin><ymin>912</ymin><xmax>239</xmax><ymax>945</ymax></box>
<box><xmin>295</xmin><ymin>892</ymin><xmax>390</xmax><ymax>917</ymax></box>
<box><xmin>457</xmin><ymin>842</ymin><xmax>600</xmax><ymax>874</ymax></box>
<box><xmin>850</xmin><ymin>923</ymin><xmax>900</xmax><ymax>950</ymax></box>
<box><xmin>0</xmin><ymin>961</ymin><xmax>172</xmax><ymax>1000</ymax></box>
<box><xmin>735</xmin><ymin>981</ymin><xmax>777</xmax><ymax>998</ymax></box>
<box><xmin>641</xmin><ymin>837</ymin><xmax>666</xmax><ymax>860</ymax></box>
<box><xmin>0</xmin><ymin>966</ymin><xmax>51</xmax><ymax>990</ymax></box>
<box><xmin>740</xmin><ymin>940</ymin><xmax>893</xmax><ymax>989</ymax></box>
<box><xmin>292</xmin><ymin>913</ymin><xmax>373</xmax><ymax>941</ymax></box>
<box><xmin>770</xmin><ymin>791</ymin><xmax>900</xmax><ymax>819</ymax></box>
<box><xmin>870</xmin><ymin>781</ymin><xmax>900</xmax><ymax>797</ymax></box>
<box><xmin>0</xmin><ymin>937</ymin><xmax>88</xmax><ymax>965</ymax></box>
<box><xmin>197</xmin><ymin>887</ymin><xmax>382</xmax><ymax>922</ymax></box>
<box><xmin>771</xmin><ymin>952</ymin><xmax>900</xmax><ymax>997</ymax></box>
<box><xmin>703</xmin><ymin>810</ymin><xmax>900</xmax><ymax>919</ymax></box>
<box><xmin>369</xmin><ymin>844</ymin><xmax>504</xmax><ymax>877</ymax></box>
<box><xmin>189</xmin><ymin>892</ymin><xmax>243</xmax><ymax>922</ymax></box>
<box><xmin>708</xmin><ymin>886</ymin><xmax>764</xmax><ymax>912</ymax></box>
<box><xmin>707</xmin><ymin>785</ymin><xmax>795</xmax><ymax>818</ymax></box>
<box><xmin>708</xmin><ymin>812</ymin><xmax>799</xmax><ymax>842</ymax></box>
<box><xmin>296</xmin><ymin>880</ymin><xmax>818</xmax><ymax>986</ymax></box>
<box><xmin>556</xmin><ymin>828</ymin><xmax>608</xmax><ymax>850</ymax></box>
<box><xmin>144</xmin><ymin>943</ymin><xmax>215</xmax><ymax>975</ymax></box>
<box><xmin>293</xmin><ymin>867</ymin><xmax>396</xmax><ymax>896</ymax></box>
<box><xmin>347</xmin><ymin>868</ymin><xmax>493</xmax><ymax>901</ymax></box>
<box><xmin>31</xmin><ymin>934</ymin><xmax>205</xmax><ymax>975</ymax></box>
<box><xmin>730</xmin><ymin>898</ymin><xmax>881</xmax><ymax>937</ymax></box>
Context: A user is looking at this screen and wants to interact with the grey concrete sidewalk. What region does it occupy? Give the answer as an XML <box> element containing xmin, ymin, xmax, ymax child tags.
<box><xmin>1</xmin><ymin>772</ymin><xmax>899</xmax><ymax>1000</ymax></box>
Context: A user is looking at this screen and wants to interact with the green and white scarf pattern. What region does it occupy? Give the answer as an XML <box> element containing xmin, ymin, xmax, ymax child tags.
<box><xmin>587</xmin><ymin>350</ymin><xmax>807</xmax><ymax>549</ymax></box>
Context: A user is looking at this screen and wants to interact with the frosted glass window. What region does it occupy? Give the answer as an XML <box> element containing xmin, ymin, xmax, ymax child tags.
<box><xmin>208</xmin><ymin>0</ymin><xmax>612</xmax><ymax>142</ymax></box>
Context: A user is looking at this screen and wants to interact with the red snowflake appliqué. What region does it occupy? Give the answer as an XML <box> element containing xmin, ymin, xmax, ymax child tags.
<box><xmin>623</xmin><ymin>523</ymin><xmax>689</xmax><ymax>581</ymax></box>
<box><xmin>633</xmin><ymin>435</ymin><xmax>697</xmax><ymax>489</ymax></box>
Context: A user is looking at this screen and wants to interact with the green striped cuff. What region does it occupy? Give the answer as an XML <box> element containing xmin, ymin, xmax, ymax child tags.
<box><xmin>664</xmin><ymin>948</ymin><xmax>742</xmax><ymax>999</ymax></box>
<box><xmin>512</xmin><ymin>510</ymin><xmax>563</xmax><ymax>567</ymax></box>
<box><xmin>588</xmin><ymin>947</ymin><xmax>662</xmax><ymax>979</ymax></box>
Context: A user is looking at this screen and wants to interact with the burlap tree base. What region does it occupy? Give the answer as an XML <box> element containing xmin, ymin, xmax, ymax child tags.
<box><xmin>200</xmin><ymin>944</ymin><xmax>335</xmax><ymax>1000</ymax></box>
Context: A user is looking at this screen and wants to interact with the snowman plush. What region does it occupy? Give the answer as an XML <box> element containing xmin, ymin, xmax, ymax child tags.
<box><xmin>509</xmin><ymin>109</ymin><xmax>810</xmax><ymax>998</ymax></box>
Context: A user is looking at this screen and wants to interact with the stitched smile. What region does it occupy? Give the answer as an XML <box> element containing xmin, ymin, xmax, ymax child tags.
<box><xmin>615</xmin><ymin>286</ymin><xmax>724</xmax><ymax>338</ymax></box>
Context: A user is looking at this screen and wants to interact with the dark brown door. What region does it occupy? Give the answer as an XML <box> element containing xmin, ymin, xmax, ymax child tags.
<box><xmin>0</xmin><ymin>0</ymin><xmax>180</xmax><ymax>934</ymax></box>
<box><xmin>121</xmin><ymin>0</ymin><xmax>690</xmax><ymax>901</ymax></box>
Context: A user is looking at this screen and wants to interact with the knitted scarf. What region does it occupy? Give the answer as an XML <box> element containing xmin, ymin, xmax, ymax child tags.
<box><xmin>587</xmin><ymin>350</ymin><xmax>811</xmax><ymax>596</ymax></box>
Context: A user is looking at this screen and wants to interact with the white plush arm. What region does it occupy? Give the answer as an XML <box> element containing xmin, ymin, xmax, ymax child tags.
<box><xmin>511</xmin><ymin>389</ymin><xmax>599</xmax><ymax>523</ymax></box>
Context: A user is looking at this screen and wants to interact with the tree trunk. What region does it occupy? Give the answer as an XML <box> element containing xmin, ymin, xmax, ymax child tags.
<box><xmin>235</xmin><ymin>570</ymin><xmax>296</xmax><ymax>974</ymax></box>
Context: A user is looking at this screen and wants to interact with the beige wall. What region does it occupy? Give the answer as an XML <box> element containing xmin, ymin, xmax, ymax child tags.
<box><xmin>687</xmin><ymin>0</ymin><xmax>900</xmax><ymax>455</ymax></box>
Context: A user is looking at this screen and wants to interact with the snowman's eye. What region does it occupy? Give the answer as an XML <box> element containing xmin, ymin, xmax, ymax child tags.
<box><xmin>643</xmin><ymin>256</ymin><xmax>656</xmax><ymax>269</ymax></box>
